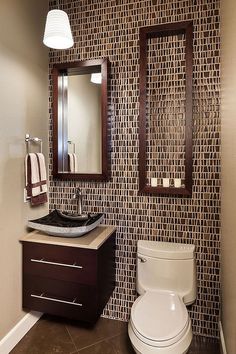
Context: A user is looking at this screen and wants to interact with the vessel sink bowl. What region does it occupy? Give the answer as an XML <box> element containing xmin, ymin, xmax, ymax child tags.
<box><xmin>27</xmin><ymin>210</ymin><xmax>104</xmax><ymax>237</ymax></box>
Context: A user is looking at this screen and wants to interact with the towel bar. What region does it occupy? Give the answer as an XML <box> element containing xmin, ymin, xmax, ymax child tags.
<box><xmin>25</xmin><ymin>133</ymin><xmax>43</xmax><ymax>153</ymax></box>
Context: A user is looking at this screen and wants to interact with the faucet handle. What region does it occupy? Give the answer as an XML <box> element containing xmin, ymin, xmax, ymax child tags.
<box><xmin>76</xmin><ymin>187</ymin><xmax>82</xmax><ymax>195</ymax></box>
<box><xmin>73</xmin><ymin>188</ymin><xmax>82</xmax><ymax>199</ymax></box>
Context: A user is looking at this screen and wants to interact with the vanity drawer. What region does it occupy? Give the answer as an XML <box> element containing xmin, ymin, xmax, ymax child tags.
<box><xmin>23</xmin><ymin>275</ymin><xmax>98</xmax><ymax>322</ymax></box>
<box><xmin>23</xmin><ymin>242</ymin><xmax>97</xmax><ymax>285</ymax></box>
<box><xmin>21</xmin><ymin>229</ymin><xmax>116</xmax><ymax>323</ymax></box>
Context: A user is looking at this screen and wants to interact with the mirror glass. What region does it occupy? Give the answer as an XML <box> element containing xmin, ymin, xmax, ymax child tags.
<box><xmin>52</xmin><ymin>59</ymin><xmax>109</xmax><ymax>181</ymax></box>
<box><xmin>67</xmin><ymin>73</ymin><xmax>102</xmax><ymax>174</ymax></box>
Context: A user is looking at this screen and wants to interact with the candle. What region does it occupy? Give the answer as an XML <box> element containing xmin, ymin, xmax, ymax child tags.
<box><xmin>151</xmin><ymin>178</ymin><xmax>158</xmax><ymax>187</ymax></box>
<box><xmin>174</xmin><ymin>178</ymin><xmax>181</xmax><ymax>188</ymax></box>
<box><xmin>162</xmin><ymin>178</ymin><xmax>170</xmax><ymax>188</ymax></box>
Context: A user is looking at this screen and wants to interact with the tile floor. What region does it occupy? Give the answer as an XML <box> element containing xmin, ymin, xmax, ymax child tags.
<box><xmin>10</xmin><ymin>315</ymin><xmax>220</xmax><ymax>354</ymax></box>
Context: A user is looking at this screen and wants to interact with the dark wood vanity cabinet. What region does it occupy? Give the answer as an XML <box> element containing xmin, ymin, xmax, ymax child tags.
<box><xmin>21</xmin><ymin>230</ymin><xmax>116</xmax><ymax>323</ymax></box>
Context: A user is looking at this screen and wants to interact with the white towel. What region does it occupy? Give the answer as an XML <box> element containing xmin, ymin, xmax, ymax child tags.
<box><xmin>36</xmin><ymin>153</ymin><xmax>47</xmax><ymax>193</ymax></box>
<box><xmin>25</xmin><ymin>153</ymin><xmax>47</xmax><ymax>205</ymax></box>
<box><xmin>73</xmin><ymin>153</ymin><xmax>78</xmax><ymax>173</ymax></box>
<box><xmin>68</xmin><ymin>153</ymin><xmax>74</xmax><ymax>173</ymax></box>
<box><xmin>68</xmin><ymin>153</ymin><xmax>78</xmax><ymax>173</ymax></box>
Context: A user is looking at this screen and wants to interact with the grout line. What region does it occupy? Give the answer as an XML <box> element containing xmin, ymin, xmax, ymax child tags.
<box><xmin>67</xmin><ymin>330</ymin><xmax>125</xmax><ymax>352</ymax></box>
<box><xmin>65</xmin><ymin>325</ymin><xmax>78</xmax><ymax>354</ymax></box>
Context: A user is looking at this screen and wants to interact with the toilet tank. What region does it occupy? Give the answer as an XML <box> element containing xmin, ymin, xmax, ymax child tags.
<box><xmin>137</xmin><ymin>241</ymin><xmax>196</xmax><ymax>305</ymax></box>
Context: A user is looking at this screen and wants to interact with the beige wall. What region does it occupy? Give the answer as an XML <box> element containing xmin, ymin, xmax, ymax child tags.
<box><xmin>221</xmin><ymin>0</ymin><xmax>236</xmax><ymax>352</ymax></box>
<box><xmin>0</xmin><ymin>0</ymin><xmax>48</xmax><ymax>339</ymax></box>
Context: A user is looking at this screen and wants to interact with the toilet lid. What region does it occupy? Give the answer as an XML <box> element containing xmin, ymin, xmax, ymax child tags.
<box><xmin>131</xmin><ymin>291</ymin><xmax>188</xmax><ymax>342</ymax></box>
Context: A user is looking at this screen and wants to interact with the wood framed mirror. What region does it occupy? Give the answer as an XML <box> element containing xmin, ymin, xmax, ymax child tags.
<box><xmin>52</xmin><ymin>58</ymin><xmax>110</xmax><ymax>181</ymax></box>
<box><xmin>139</xmin><ymin>21</ymin><xmax>193</xmax><ymax>196</ymax></box>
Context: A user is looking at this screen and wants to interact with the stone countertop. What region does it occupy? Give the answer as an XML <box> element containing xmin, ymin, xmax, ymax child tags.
<box><xmin>20</xmin><ymin>225</ymin><xmax>116</xmax><ymax>250</ymax></box>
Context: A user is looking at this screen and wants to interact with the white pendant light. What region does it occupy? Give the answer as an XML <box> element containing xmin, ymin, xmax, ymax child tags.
<box><xmin>91</xmin><ymin>73</ymin><xmax>102</xmax><ymax>84</ymax></box>
<box><xmin>43</xmin><ymin>9</ymin><xmax>74</xmax><ymax>49</ymax></box>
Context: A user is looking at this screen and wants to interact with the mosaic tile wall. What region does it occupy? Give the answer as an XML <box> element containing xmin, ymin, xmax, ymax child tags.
<box><xmin>48</xmin><ymin>0</ymin><xmax>220</xmax><ymax>338</ymax></box>
<box><xmin>146</xmin><ymin>34</ymin><xmax>186</xmax><ymax>186</ymax></box>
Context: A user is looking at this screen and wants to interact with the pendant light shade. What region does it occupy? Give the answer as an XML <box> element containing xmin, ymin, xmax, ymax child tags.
<box><xmin>43</xmin><ymin>9</ymin><xmax>74</xmax><ymax>49</ymax></box>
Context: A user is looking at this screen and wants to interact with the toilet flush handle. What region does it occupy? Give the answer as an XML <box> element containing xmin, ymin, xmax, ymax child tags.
<box><xmin>137</xmin><ymin>255</ymin><xmax>147</xmax><ymax>263</ymax></box>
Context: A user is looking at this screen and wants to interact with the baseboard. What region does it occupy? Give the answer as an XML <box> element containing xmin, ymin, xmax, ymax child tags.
<box><xmin>219</xmin><ymin>321</ymin><xmax>227</xmax><ymax>354</ymax></box>
<box><xmin>0</xmin><ymin>311</ymin><xmax>43</xmax><ymax>354</ymax></box>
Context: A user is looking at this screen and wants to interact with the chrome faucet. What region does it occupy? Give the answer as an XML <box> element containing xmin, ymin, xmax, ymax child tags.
<box><xmin>72</xmin><ymin>188</ymin><xmax>83</xmax><ymax>215</ymax></box>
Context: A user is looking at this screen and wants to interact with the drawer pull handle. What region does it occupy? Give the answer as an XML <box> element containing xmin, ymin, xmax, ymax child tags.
<box><xmin>31</xmin><ymin>293</ymin><xmax>83</xmax><ymax>307</ymax></box>
<box><xmin>30</xmin><ymin>258</ymin><xmax>83</xmax><ymax>269</ymax></box>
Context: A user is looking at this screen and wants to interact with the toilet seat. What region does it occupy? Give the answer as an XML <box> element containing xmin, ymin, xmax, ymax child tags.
<box><xmin>130</xmin><ymin>290</ymin><xmax>189</xmax><ymax>347</ymax></box>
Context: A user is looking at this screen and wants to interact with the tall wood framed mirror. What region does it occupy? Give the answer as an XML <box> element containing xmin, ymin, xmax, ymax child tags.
<box><xmin>139</xmin><ymin>21</ymin><xmax>193</xmax><ymax>196</ymax></box>
<box><xmin>52</xmin><ymin>58</ymin><xmax>110</xmax><ymax>181</ymax></box>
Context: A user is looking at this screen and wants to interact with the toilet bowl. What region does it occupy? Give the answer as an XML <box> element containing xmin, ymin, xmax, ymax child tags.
<box><xmin>128</xmin><ymin>290</ymin><xmax>192</xmax><ymax>354</ymax></box>
<box><xmin>128</xmin><ymin>241</ymin><xmax>196</xmax><ymax>354</ymax></box>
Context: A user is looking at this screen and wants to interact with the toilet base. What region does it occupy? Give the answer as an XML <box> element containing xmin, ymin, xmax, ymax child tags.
<box><xmin>128</xmin><ymin>320</ymin><xmax>192</xmax><ymax>354</ymax></box>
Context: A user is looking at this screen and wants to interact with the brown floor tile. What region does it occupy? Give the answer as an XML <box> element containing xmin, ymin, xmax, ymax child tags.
<box><xmin>10</xmin><ymin>315</ymin><xmax>76</xmax><ymax>354</ymax></box>
<box><xmin>77</xmin><ymin>332</ymin><xmax>135</xmax><ymax>354</ymax></box>
<box><xmin>188</xmin><ymin>335</ymin><xmax>220</xmax><ymax>354</ymax></box>
<box><xmin>66</xmin><ymin>317</ymin><xmax>127</xmax><ymax>351</ymax></box>
<box><xmin>108</xmin><ymin>333</ymin><xmax>135</xmax><ymax>354</ymax></box>
<box><xmin>76</xmin><ymin>339</ymin><xmax>117</xmax><ymax>354</ymax></box>
<box><xmin>10</xmin><ymin>315</ymin><xmax>221</xmax><ymax>354</ymax></box>
<box><xmin>77</xmin><ymin>333</ymin><xmax>220</xmax><ymax>354</ymax></box>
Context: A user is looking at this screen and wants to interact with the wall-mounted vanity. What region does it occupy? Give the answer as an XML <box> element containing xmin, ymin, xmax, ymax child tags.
<box><xmin>20</xmin><ymin>226</ymin><xmax>116</xmax><ymax>323</ymax></box>
<box><xmin>52</xmin><ymin>58</ymin><xmax>110</xmax><ymax>181</ymax></box>
<box><xmin>139</xmin><ymin>21</ymin><xmax>193</xmax><ymax>196</ymax></box>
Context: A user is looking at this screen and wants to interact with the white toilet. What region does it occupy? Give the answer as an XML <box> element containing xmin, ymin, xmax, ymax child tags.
<box><xmin>128</xmin><ymin>240</ymin><xmax>196</xmax><ymax>354</ymax></box>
